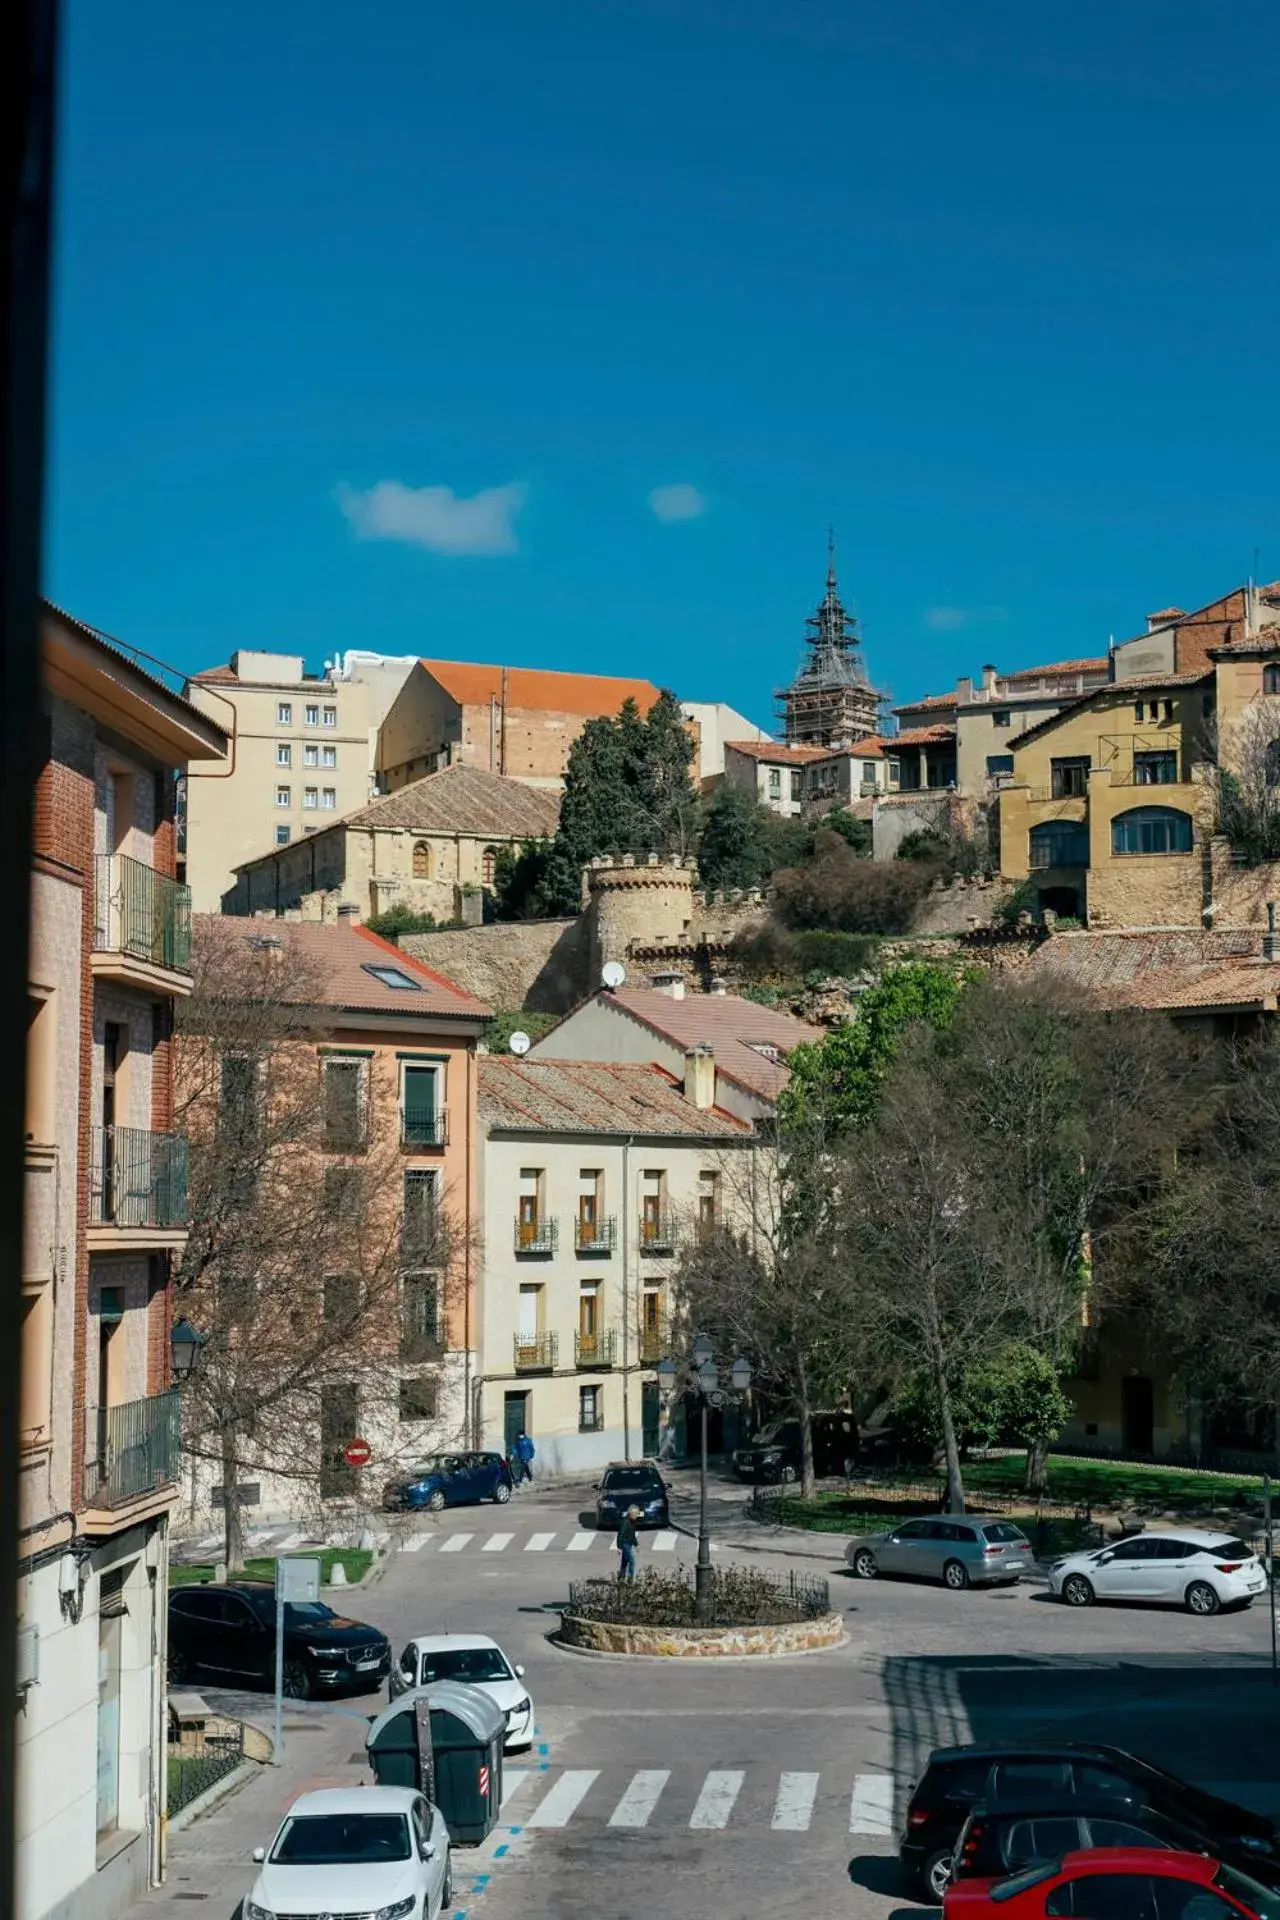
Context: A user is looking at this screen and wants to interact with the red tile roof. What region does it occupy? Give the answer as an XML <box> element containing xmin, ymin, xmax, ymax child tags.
<box><xmin>478</xmin><ymin>1058</ymin><xmax>749</xmax><ymax>1137</ymax></box>
<box><xmin>534</xmin><ymin>987</ymin><xmax>822</xmax><ymax>1104</ymax></box>
<box><xmin>1004</xmin><ymin>656</ymin><xmax>1110</xmax><ymax>681</ymax></box>
<box><xmin>890</xmin><ymin>724</ymin><xmax>957</xmax><ymax>748</ymax></box>
<box><xmin>893</xmin><ymin>691</ymin><xmax>959</xmax><ymax>715</ymax></box>
<box><xmin>420</xmin><ymin>658</ymin><xmax>662</xmax><ymax>718</ymax></box>
<box><xmin>193</xmin><ymin>915</ymin><xmax>490</xmax><ymax>1020</ymax></box>
<box><xmin>724</xmin><ymin>740</ymin><xmax>828</xmax><ymax>764</ymax></box>
<box><xmin>1024</xmin><ymin>928</ymin><xmax>1280</xmax><ymax>1014</ymax></box>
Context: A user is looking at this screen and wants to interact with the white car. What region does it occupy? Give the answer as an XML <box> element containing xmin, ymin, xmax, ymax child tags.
<box><xmin>1048</xmin><ymin>1528</ymin><xmax>1267</xmax><ymax>1615</ymax></box>
<box><xmin>246</xmin><ymin>1784</ymin><xmax>451</xmax><ymax>1920</ymax></box>
<box><xmin>390</xmin><ymin>1632</ymin><xmax>534</xmax><ymax>1751</ymax></box>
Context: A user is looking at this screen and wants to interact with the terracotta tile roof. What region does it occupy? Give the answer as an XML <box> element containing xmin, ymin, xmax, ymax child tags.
<box><xmin>893</xmin><ymin>691</ymin><xmax>959</xmax><ymax>715</ymax></box>
<box><xmin>1005</xmin><ymin>672</ymin><xmax>1211</xmax><ymax>749</ymax></box>
<box><xmin>1004</xmin><ymin>656</ymin><xmax>1110</xmax><ymax>681</ymax></box>
<box><xmin>193</xmin><ymin>915</ymin><xmax>491</xmax><ymax>1020</ymax></box>
<box><xmin>578</xmin><ymin>987</ymin><xmax>821</xmax><ymax>1103</ymax></box>
<box><xmin>420</xmin><ymin>658</ymin><xmax>662</xmax><ymax>718</ymax></box>
<box><xmin>1146</xmin><ymin>608</ymin><xmax>1185</xmax><ymax>625</ymax></box>
<box><xmin>814</xmin><ymin>738</ymin><xmax>886</xmax><ymax>759</ymax></box>
<box><xmin>1023</xmin><ymin>927</ymin><xmax>1280</xmax><ymax>1013</ymax></box>
<box><xmin>890</xmin><ymin>724</ymin><xmax>957</xmax><ymax>748</ymax></box>
<box><xmin>724</xmin><ymin>740</ymin><xmax>828</xmax><ymax>765</ymax></box>
<box><xmin>478</xmin><ymin>1058</ymin><xmax>749</xmax><ymax>1137</ymax></box>
<box><xmin>342</xmin><ymin>763</ymin><xmax>561</xmax><ymax>838</ymax></box>
<box><xmin>189</xmin><ymin>664</ymin><xmax>240</xmax><ymax>684</ymax></box>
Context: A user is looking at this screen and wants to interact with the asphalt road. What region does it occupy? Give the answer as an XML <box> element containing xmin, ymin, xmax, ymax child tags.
<box><xmin>190</xmin><ymin>1477</ymin><xmax>1280</xmax><ymax>1920</ymax></box>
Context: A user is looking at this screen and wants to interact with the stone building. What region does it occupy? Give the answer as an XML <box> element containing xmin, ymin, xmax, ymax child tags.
<box><xmin>775</xmin><ymin>539</ymin><xmax>885</xmax><ymax>747</ymax></box>
<box><xmin>22</xmin><ymin>605</ymin><xmax>227</xmax><ymax>1920</ymax></box>
<box><xmin>378</xmin><ymin>659</ymin><xmax>662</xmax><ymax>794</ymax></box>
<box><xmin>221</xmin><ymin>763</ymin><xmax>561</xmax><ymax>924</ymax></box>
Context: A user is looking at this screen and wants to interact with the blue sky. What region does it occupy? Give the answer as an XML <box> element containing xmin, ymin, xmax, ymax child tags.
<box><xmin>47</xmin><ymin>0</ymin><xmax>1280</xmax><ymax>727</ymax></box>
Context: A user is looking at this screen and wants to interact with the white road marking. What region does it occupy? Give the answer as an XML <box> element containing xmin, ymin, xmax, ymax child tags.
<box><xmin>566</xmin><ymin>1532</ymin><xmax>595</xmax><ymax>1552</ymax></box>
<box><xmin>526</xmin><ymin>1770</ymin><xmax>600</xmax><ymax>1828</ymax></box>
<box><xmin>771</xmin><ymin>1772</ymin><xmax>819</xmax><ymax>1831</ymax></box>
<box><xmin>651</xmin><ymin>1531</ymin><xmax>678</xmax><ymax>1552</ymax></box>
<box><xmin>402</xmin><ymin>1535</ymin><xmax>428</xmax><ymax>1553</ymax></box>
<box><xmin>483</xmin><ymin>1533</ymin><xmax>514</xmax><ymax>1552</ymax></box>
<box><xmin>500</xmin><ymin>1769</ymin><xmax>535</xmax><ymax>1810</ymax></box>
<box><xmin>438</xmin><ymin>1534</ymin><xmax>472</xmax><ymax>1554</ymax></box>
<box><xmin>689</xmin><ymin>1771</ymin><xmax>745</xmax><ymax>1829</ymax></box>
<box><xmin>849</xmin><ymin>1773</ymin><xmax>895</xmax><ymax>1835</ymax></box>
<box><xmin>525</xmin><ymin>1532</ymin><xmax>557</xmax><ymax>1552</ymax></box>
<box><xmin>608</xmin><ymin>1770</ymin><xmax>670</xmax><ymax>1828</ymax></box>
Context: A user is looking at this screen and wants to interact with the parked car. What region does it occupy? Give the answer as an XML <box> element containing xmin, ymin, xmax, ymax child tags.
<box><xmin>245</xmin><ymin>1786</ymin><xmax>452</xmax><ymax>1920</ymax></box>
<box><xmin>848</xmin><ymin>1516</ymin><xmax>1033</xmax><ymax>1591</ymax></box>
<box><xmin>1048</xmin><ymin>1530</ymin><xmax>1267</xmax><ymax>1615</ymax></box>
<box><xmin>390</xmin><ymin>1632</ymin><xmax>534</xmax><ymax>1750</ymax></box>
<box><xmin>943</xmin><ymin>1846</ymin><xmax>1280</xmax><ymax>1917</ymax></box>
<box><xmin>731</xmin><ymin>1413</ymin><xmax>860</xmax><ymax>1484</ymax></box>
<box><xmin>382</xmin><ymin>1451</ymin><xmax>514</xmax><ymax>1512</ymax></box>
<box><xmin>168</xmin><ymin>1581</ymin><xmax>391</xmax><ymax>1699</ymax></box>
<box><xmin>952</xmin><ymin>1796</ymin><xmax>1280</xmax><ymax>1888</ymax></box>
<box><xmin>901</xmin><ymin>1743</ymin><xmax>1279</xmax><ymax>1901</ymax></box>
<box><xmin>594</xmin><ymin>1462</ymin><xmax>671</xmax><ymax>1530</ymax></box>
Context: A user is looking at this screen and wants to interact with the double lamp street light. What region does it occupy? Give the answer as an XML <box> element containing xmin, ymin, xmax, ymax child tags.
<box><xmin>657</xmin><ymin>1332</ymin><xmax>751</xmax><ymax>1620</ymax></box>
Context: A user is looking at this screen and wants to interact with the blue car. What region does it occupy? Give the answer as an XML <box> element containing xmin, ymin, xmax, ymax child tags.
<box><xmin>594</xmin><ymin>1462</ymin><xmax>671</xmax><ymax>1530</ymax></box>
<box><xmin>382</xmin><ymin>1450</ymin><xmax>513</xmax><ymax>1512</ymax></box>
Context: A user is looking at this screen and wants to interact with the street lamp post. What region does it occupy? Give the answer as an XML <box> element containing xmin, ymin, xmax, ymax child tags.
<box><xmin>658</xmin><ymin>1334</ymin><xmax>752</xmax><ymax>1622</ymax></box>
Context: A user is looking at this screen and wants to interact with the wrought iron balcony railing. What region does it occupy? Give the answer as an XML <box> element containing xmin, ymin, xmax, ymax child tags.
<box><xmin>514</xmin><ymin>1216</ymin><xmax>558</xmax><ymax>1255</ymax></box>
<box><xmin>575</xmin><ymin>1329</ymin><xmax>617</xmax><ymax>1369</ymax></box>
<box><xmin>94</xmin><ymin>855</ymin><xmax>192</xmax><ymax>973</ymax></box>
<box><xmin>638</xmin><ymin>1315</ymin><xmax>669</xmax><ymax>1365</ymax></box>
<box><xmin>513</xmin><ymin>1333</ymin><xmax>558</xmax><ymax>1373</ymax></box>
<box><xmin>402</xmin><ymin>1106</ymin><xmax>448</xmax><ymax>1149</ymax></box>
<box><xmin>90</xmin><ymin>1126</ymin><xmax>189</xmax><ymax>1229</ymax></box>
<box><xmin>574</xmin><ymin>1215</ymin><xmax>616</xmax><ymax>1254</ymax></box>
<box><xmin>638</xmin><ymin>1211</ymin><xmax>677</xmax><ymax>1254</ymax></box>
<box><xmin>84</xmin><ymin>1389</ymin><xmax>181</xmax><ymax>1509</ymax></box>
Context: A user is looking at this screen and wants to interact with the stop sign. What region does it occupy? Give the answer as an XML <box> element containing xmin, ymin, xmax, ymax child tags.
<box><xmin>344</xmin><ymin>1437</ymin><xmax>373</xmax><ymax>1469</ymax></box>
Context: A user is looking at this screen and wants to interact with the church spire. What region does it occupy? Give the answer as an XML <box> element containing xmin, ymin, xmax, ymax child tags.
<box><xmin>774</xmin><ymin>530</ymin><xmax>883</xmax><ymax>747</ymax></box>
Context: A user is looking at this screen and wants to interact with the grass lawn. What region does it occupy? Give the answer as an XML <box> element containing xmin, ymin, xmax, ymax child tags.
<box><xmin>963</xmin><ymin>1456</ymin><xmax>1266</xmax><ymax>1512</ymax></box>
<box><xmin>755</xmin><ymin>1488</ymin><xmax>1100</xmax><ymax>1557</ymax></box>
<box><xmin>170</xmin><ymin>1547</ymin><xmax>373</xmax><ymax>1590</ymax></box>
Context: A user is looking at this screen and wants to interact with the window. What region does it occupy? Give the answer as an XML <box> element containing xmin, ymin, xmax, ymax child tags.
<box><xmin>402</xmin><ymin>1063</ymin><xmax>439</xmax><ymax>1143</ymax></box>
<box><xmin>482</xmin><ymin>846</ymin><xmax>498</xmax><ymax>886</ymax></box>
<box><xmin>220</xmin><ymin>1054</ymin><xmax>261</xmax><ymax>1147</ymax></box>
<box><xmin>402</xmin><ymin>1273</ymin><xmax>439</xmax><ymax>1357</ymax></box>
<box><xmin>402</xmin><ymin>1170</ymin><xmax>439</xmax><ymax>1259</ymax></box>
<box><xmin>993</xmin><ymin>709</ymin><xmax>1011</xmax><ymax>728</ymax></box>
<box><xmin>1003</xmin><ymin>1818</ymin><xmax>1084</xmax><ymax>1869</ymax></box>
<box><xmin>275</xmin><ymin>825</ymin><xmax>291</xmax><ymax>846</ymax></box>
<box><xmin>992</xmin><ymin>1761</ymin><xmax>1071</xmax><ymax>1798</ymax></box>
<box><xmin>324</xmin><ymin>1163</ymin><xmax>360</xmax><ymax>1217</ymax></box>
<box><xmin>579</xmin><ymin>1285</ymin><xmax>599</xmax><ymax>1342</ymax></box>
<box><xmin>321</xmin><ymin>1057</ymin><xmax>366</xmax><ymax>1149</ymax></box>
<box><xmin>641</xmin><ymin>1170</ymin><xmax>669</xmax><ymax>1246</ymax></box>
<box><xmin>400</xmin><ymin>1375</ymin><xmax>439</xmax><ymax>1422</ymax></box>
<box><xmin>1134</xmin><ymin>751</ymin><xmax>1178</xmax><ymax>786</ymax></box>
<box><xmin>412</xmin><ymin>841</ymin><xmax>432</xmax><ymax>879</ymax></box>
<box><xmin>790</xmin><ymin>770</ymin><xmax>803</xmax><ymax>800</ymax></box>
<box><xmin>305</xmin><ymin>703</ymin><xmax>320</xmax><ymax>726</ymax></box>
<box><xmin>276</xmin><ymin>701</ymin><xmax>292</xmax><ymax>725</ymax></box>
<box><xmin>1111</xmin><ymin>807</ymin><xmax>1193</xmax><ymax>856</ymax></box>
<box><xmin>1045</xmin><ymin>1874</ymin><xmax>1164</xmax><ymax>1918</ymax></box>
<box><xmin>304</xmin><ymin>742</ymin><xmax>319</xmax><ymax>767</ymax></box>
<box><xmin>322</xmin><ymin>745</ymin><xmax>337</xmax><ymax>768</ymax></box>
<box><xmin>1030</xmin><ymin>821</ymin><xmax>1089</xmax><ymax>868</ymax></box>
<box><xmin>768</xmin><ymin>768</ymin><xmax>781</xmax><ymax>795</ymax></box>
<box><xmin>25</xmin><ymin>989</ymin><xmax>56</xmax><ymax>1145</ymax></box>
<box><xmin>303</xmin><ymin>786</ymin><xmax>318</xmax><ymax>808</ymax></box>
<box><xmin>517</xmin><ymin>1168</ymin><xmax>543</xmax><ymax>1246</ymax></box>
<box><xmin>1050</xmin><ymin>756</ymin><xmax>1090</xmax><ymax>799</ymax></box>
<box><xmin>698</xmin><ymin>1170</ymin><xmax>719</xmax><ymax>1236</ymax></box>
<box><xmin>1134</xmin><ymin>702</ymin><xmax>1145</xmax><ymax>723</ymax></box>
<box><xmin>323</xmin><ymin>705</ymin><xmax>337</xmax><ymax>727</ymax></box>
<box><xmin>323</xmin><ymin>1273</ymin><xmax>360</xmax><ymax>1325</ymax></box>
<box><xmin>1163</xmin><ymin>699</ymin><xmax>1174</xmax><ymax>721</ymax></box>
<box><xmin>364</xmin><ymin>963</ymin><xmax>422</xmax><ymax>991</ymax></box>
<box><xmin>579</xmin><ymin>1385</ymin><xmax>602</xmax><ymax>1433</ymax></box>
<box><xmin>322</xmin><ymin>787</ymin><xmax>336</xmax><ymax>809</ymax></box>
<box><xmin>276</xmin><ymin>784</ymin><xmax>291</xmax><ymax>808</ymax></box>
<box><xmin>303</xmin><ymin>824</ymin><xmax>317</xmax><ymax>834</ymax></box>
<box><xmin>986</xmin><ymin>754</ymin><xmax>1014</xmax><ymax>776</ymax></box>
<box><xmin>276</xmin><ymin>742</ymin><xmax>292</xmax><ymax>767</ymax></box>
<box><xmin>1265</xmin><ymin>664</ymin><xmax>1280</xmax><ymax>695</ymax></box>
<box><xmin>578</xmin><ymin>1169</ymin><xmax>603</xmax><ymax>1246</ymax></box>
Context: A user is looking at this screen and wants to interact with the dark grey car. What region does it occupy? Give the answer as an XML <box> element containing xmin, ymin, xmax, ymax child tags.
<box><xmin>845</xmin><ymin>1516</ymin><xmax>1034</xmax><ymax>1590</ymax></box>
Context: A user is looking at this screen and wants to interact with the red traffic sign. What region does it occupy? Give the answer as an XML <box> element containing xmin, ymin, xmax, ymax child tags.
<box><xmin>343</xmin><ymin>1438</ymin><xmax>373</xmax><ymax>1469</ymax></box>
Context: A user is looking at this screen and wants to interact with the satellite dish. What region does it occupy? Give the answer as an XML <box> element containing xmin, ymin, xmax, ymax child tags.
<box><xmin>508</xmin><ymin>1031</ymin><xmax>531</xmax><ymax>1056</ymax></box>
<box><xmin>601</xmin><ymin>961</ymin><xmax>626</xmax><ymax>989</ymax></box>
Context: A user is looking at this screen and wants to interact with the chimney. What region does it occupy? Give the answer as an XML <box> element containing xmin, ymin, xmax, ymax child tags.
<box><xmin>1265</xmin><ymin>902</ymin><xmax>1279</xmax><ymax>963</ymax></box>
<box><xmin>337</xmin><ymin>902</ymin><xmax>360</xmax><ymax>919</ymax></box>
<box><xmin>981</xmin><ymin>664</ymin><xmax>998</xmax><ymax>692</ymax></box>
<box><xmin>652</xmin><ymin>971</ymin><xmax>685</xmax><ymax>1000</ymax></box>
<box><xmin>956</xmin><ymin>676</ymin><xmax>974</xmax><ymax>705</ymax></box>
<box><xmin>683</xmin><ymin>1045</ymin><xmax>715</xmax><ymax>1110</ymax></box>
<box><xmin>709</xmin><ymin>974</ymin><xmax>728</xmax><ymax>997</ymax></box>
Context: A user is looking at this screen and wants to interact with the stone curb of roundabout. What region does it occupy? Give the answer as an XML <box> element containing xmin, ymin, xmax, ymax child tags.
<box><xmin>555</xmin><ymin>1610</ymin><xmax>846</xmax><ymax>1659</ymax></box>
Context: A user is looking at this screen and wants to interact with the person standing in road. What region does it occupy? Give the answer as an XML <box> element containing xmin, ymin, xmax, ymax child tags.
<box><xmin>617</xmin><ymin>1505</ymin><xmax>640</xmax><ymax>1581</ymax></box>
<box><xmin>513</xmin><ymin>1430</ymin><xmax>535</xmax><ymax>1486</ymax></box>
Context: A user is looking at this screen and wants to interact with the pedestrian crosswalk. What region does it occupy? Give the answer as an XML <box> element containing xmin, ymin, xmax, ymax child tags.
<box><xmin>498</xmin><ymin>1766</ymin><xmax>900</xmax><ymax>1838</ymax></box>
<box><xmin>400</xmin><ymin>1527</ymin><xmax>691</xmax><ymax>1557</ymax></box>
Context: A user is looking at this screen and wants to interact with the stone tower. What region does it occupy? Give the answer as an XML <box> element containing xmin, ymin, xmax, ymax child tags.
<box><xmin>776</xmin><ymin>532</ymin><xmax>884</xmax><ymax>747</ymax></box>
<box><xmin>585</xmin><ymin>854</ymin><xmax>698</xmax><ymax>987</ymax></box>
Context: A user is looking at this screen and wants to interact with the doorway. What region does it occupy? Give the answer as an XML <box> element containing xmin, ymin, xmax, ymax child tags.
<box><xmin>1121</xmin><ymin>1375</ymin><xmax>1155</xmax><ymax>1455</ymax></box>
<box><xmin>96</xmin><ymin>1567</ymin><xmax>127</xmax><ymax>1836</ymax></box>
<box><xmin>641</xmin><ymin>1380</ymin><xmax>660</xmax><ymax>1458</ymax></box>
<box><xmin>504</xmin><ymin>1392</ymin><xmax>528</xmax><ymax>1461</ymax></box>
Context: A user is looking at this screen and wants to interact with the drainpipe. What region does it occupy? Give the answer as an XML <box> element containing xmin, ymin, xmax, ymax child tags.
<box><xmin>621</xmin><ymin>1136</ymin><xmax>634</xmax><ymax>1460</ymax></box>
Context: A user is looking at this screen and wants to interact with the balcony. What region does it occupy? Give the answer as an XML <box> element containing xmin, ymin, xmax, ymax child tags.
<box><xmin>638</xmin><ymin>1315</ymin><xmax>669</xmax><ymax>1365</ymax></box>
<box><xmin>89</xmin><ymin>1126</ymin><xmax>189</xmax><ymax>1249</ymax></box>
<box><xmin>401</xmin><ymin>1106</ymin><xmax>448</xmax><ymax>1150</ymax></box>
<box><xmin>575</xmin><ymin>1329</ymin><xmax>617</xmax><ymax>1369</ymax></box>
<box><xmin>513</xmin><ymin>1333</ymin><xmax>558</xmax><ymax>1373</ymax></box>
<box><xmin>82</xmin><ymin>1389</ymin><xmax>181</xmax><ymax>1525</ymax></box>
<box><xmin>574</xmin><ymin>1216</ymin><xmax>616</xmax><ymax>1255</ymax></box>
<box><xmin>638</xmin><ymin>1212</ymin><xmax>677</xmax><ymax>1255</ymax></box>
<box><xmin>93</xmin><ymin>855</ymin><xmax>192</xmax><ymax>992</ymax></box>
<box><xmin>514</xmin><ymin>1217</ymin><xmax>558</xmax><ymax>1256</ymax></box>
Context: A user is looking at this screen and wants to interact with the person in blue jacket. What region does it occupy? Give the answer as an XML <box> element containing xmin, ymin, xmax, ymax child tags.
<box><xmin>513</xmin><ymin>1430</ymin><xmax>535</xmax><ymax>1485</ymax></box>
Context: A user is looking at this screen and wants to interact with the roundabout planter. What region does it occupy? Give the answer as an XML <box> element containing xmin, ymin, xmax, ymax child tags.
<box><xmin>557</xmin><ymin>1610</ymin><xmax>845</xmax><ymax>1658</ymax></box>
<box><xmin>557</xmin><ymin>1564</ymin><xmax>842</xmax><ymax>1658</ymax></box>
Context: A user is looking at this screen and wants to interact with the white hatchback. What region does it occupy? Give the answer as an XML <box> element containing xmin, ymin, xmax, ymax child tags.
<box><xmin>391</xmin><ymin>1632</ymin><xmax>534</xmax><ymax>1751</ymax></box>
<box><xmin>246</xmin><ymin>1784</ymin><xmax>451</xmax><ymax>1920</ymax></box>
<box><xmin>1048</xmin><ymin>1528</ymin><xmax>1267</xmax><ymax>1615</ymax></box>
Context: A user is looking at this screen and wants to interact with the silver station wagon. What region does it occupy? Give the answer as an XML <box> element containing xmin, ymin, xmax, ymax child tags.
<box><xmin>846</xmin><ymin>1515</ymin><xmax>1034</xmax><ymax>1590</ymax></box>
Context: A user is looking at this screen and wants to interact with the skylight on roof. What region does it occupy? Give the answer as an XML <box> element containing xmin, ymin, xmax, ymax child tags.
<box><xmin>363</xmin><ymin>963</ymin><xmax>423</xmax><ymax>992</ymax></box>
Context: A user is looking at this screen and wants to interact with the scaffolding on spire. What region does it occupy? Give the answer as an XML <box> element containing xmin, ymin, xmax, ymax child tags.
<box><xmin>775</xmin><ymin>534</ymin><xmax>884</xmax><ymax>747</ymax></box>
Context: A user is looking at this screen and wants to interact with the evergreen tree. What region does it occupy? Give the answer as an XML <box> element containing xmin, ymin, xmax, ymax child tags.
<box><xmin>638</xmin><ymin>690</ymin><xmax>701</xmax><ymax>853</ymax></box>
<box><xmin>698</xmin><ymin>784</ymin><xmax>770</xmax><ymax>891</ymax></box>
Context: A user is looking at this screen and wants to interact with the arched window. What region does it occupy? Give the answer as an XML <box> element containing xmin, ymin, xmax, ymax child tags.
<box><xmin>1264</xmin><ymin>664</ymin><xmax>1280</xmax><ymax>694</ymax></box>
<box><xmin>482</xmin><ymin>846</ymin><xmax>498</xmax><ymax>887</ymax></box>
<box><xmin>1029</xmin><ymin>822</ymin><xmax>1089</xmax><ymax>869</ymax></box>
<box><xmin>1111</xmin><ymin>807</ymin><xmax>1193</xmax><ymax>856</ymax></box>
<box><xmin>412</xmin><ymin>841</ymin><xmax>432</xmax><ymax>879</ymax></box>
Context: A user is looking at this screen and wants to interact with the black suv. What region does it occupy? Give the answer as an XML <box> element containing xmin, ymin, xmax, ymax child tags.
<box><xmin>731</xmin><ymin>1414</ymin><xmax>859</xmax><ymax>1484</ymax></box>
<box><xmin>168</xmin><ymin>1580</ymin><xmax>391</xmax><ymax>1700</ymax></box>
<box><xmin>901</xmin><ymin>1743</ymin><xmax>1280</xmax><ymax>1900</ymax></box>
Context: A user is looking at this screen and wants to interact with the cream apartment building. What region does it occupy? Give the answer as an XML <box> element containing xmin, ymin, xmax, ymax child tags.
<box><xmin>476</xmin><ymin>1055</ymin><xmax>753</xmax><ymax>1470</ymax></box>
<box><xmin>181</xmin><ymin>648</ymin><xmax>418</xmax><ymax>911</ymax></box>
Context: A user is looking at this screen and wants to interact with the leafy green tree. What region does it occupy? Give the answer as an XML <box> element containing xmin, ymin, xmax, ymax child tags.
<box><xmin>364</xmin><ymin>903</ymin><xmax>438</xmax><ymax>938</ymax></box>
<box><xmin>978</xmin><ymin>1343</ymin><xmax>1073</xmax><ymax>1491</ymax></box>
<box><xmin>698</xmin><ymin>785</ymin><xmax>771</xmax><ymax>891</ymax></box>
<box><xmin>781</xmin><ymin>961</ymin><xmax>971</xmax><ymax>1136</ymax></box>
<box><xmin>896</xmin><ymin>828</ymin><xmax>950</xmax><ymax>864</ymax></box>
<box><xmin>491</xmin><ymin>840</ymin><xmax>558</xmax><ymax>920</ymax></box>
<box><xmin>822</xmin><ymin>808</ymin><xmax>872</xmax><ymax>856</ymax></box>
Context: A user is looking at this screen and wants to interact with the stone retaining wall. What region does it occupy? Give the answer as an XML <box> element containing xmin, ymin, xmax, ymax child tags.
<box><xmin>557</xmin><ymin>1611</ymin><xmax>844</xmax><ymax>1657</ymax></box>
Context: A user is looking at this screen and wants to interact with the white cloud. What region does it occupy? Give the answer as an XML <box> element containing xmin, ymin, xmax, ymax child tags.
<box><xmin>923</xmin><ymin>603</ymin><xmax>1008</xmax><ymax>631</ymax></box>
<box><xmin>336</xmin><ymin>480</ymin><xmax>527</xmax><ymax>555</ymax></box>
<box><xmin>648</xmin><ymin>482</ymin><xmax>707</xmax><ymax>522</ymax></box>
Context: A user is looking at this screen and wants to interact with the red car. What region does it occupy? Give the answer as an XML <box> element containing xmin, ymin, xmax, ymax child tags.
<box><xmin>944</xmin><ymin>1846</ymin><xmax>1280</xmax><ymax>1917</ymax></box>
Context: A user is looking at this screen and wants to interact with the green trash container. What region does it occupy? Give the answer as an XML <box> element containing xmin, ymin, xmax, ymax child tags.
<box><xmin>366</xmin><ymin>1681</ymin><xmax>505</xmax><ymax>1846</ymax></box>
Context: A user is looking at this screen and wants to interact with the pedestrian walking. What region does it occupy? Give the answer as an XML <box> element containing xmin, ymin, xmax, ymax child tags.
<box><xmin>617</xmin><ymin>1505</ymin><xmax>640</xmax><ymax>1582</ymax></box>
<box><xmin>513</xmin><ymin>1430</ymin><xmax>535</xmax><ymax>1486</ymax></box>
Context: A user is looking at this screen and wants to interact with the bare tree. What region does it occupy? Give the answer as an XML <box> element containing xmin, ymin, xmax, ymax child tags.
<box><xmin>174</xmin><ymin>922</ymin><xmax>464</xmax><ymax>1566</ymax></box>
<box><xmin>1210</xmin><ymin>699</ymin><xmax>1280</xmax><ymax>866</ymax></box>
